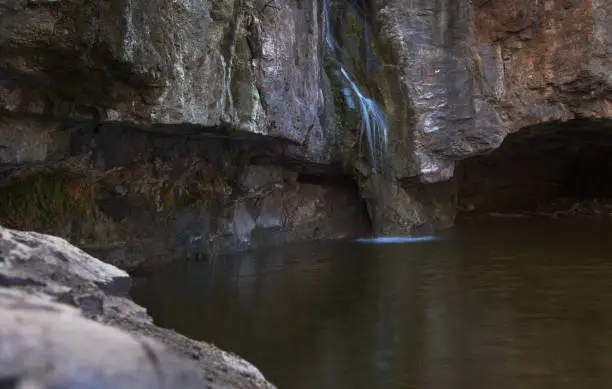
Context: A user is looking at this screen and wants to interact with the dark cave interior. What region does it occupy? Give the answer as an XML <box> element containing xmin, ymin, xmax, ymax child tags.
<box><xmin>456</xmin><ymin>119</ymin><xmax>612</xmax><ymax>215</ymax></box>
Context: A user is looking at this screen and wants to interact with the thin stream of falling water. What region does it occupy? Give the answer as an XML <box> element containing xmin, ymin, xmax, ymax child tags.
<box><xmin>217</xmin><ymin>0</ymin><xmax>246</xmax><ymax>126</ymax></box>
<box><xmin>323</xmin><ymin>0</ymin><xmax>338</xmax><ymax>51</ymax></box>
<box><xmin>124</xmin><ymin>0</ymin><xmax>137</xmax><ymax>61</ymax></box>
<box><xmin>340</xmin><ymin>67</ymin><xmax>388</xmax><ymax>175</ymax></box>
<box><xmin>217</xmin><ymin>56</ymin><xmax>228</xmax><ymax>127</ymax></box>
<box><xmin>323</xmin><ymin>1</ymin><xmax>390</xmax><ymax>177</ymax></box>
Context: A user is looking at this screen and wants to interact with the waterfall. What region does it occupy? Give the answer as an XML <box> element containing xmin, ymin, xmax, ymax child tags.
<box><xmin>124</xmin><ymin>0</ymin><xmax>137</xmax><ymax>61</ymax></box>
<box><xmin>339</xmin><ymin>67</ymin><xmax>388</xmax><ymax>174</ymax></box>
<box><xmin>323</xmin><ymin>0</ymin><xmax>338</xmax><ymax>51</ymax></box>
<box><xmin>323</xmin><ymin>0</ymin><xmax>389</xmax><ymax>177</ymax></box>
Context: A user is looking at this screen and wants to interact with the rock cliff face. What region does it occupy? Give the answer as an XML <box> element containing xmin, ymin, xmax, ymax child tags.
<box><xmin>366</xmin><ymin>0</ymin><xmax>612</xmax><ymax>228</ymax></box>
<box><xmin>1</xmin><ymin>0</ymin><xmax>370</xmax><ymax>270</ymax></box>
<box><xmin>1</xmin><ymin>0</ymin><xmax>611</xmax><ymax>267</ymax></box>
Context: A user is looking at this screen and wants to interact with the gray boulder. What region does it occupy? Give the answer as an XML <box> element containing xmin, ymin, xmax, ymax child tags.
<box><xmin>0</xmin><ymin>225</ymin><xmax>275</xmax><ymax>389</ymax></box>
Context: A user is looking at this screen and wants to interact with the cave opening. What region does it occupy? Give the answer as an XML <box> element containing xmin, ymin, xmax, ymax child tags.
<box><xmin>456</xmin><ymin>119</ymin><xmax>612</xmax><ymax>219</ymax></box>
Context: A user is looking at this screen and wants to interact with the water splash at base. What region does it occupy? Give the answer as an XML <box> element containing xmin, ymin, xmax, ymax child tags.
<box><xmin>355</xmin><ymin>236</ymin><xmax>440</xmax><ymax>244</ymax></box>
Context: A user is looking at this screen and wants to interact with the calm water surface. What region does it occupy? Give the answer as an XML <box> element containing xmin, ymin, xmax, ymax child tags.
<box><xmin>131</xmin><ymin>219</ymin><xmax>612</xmax><ymax>389</ymax></box>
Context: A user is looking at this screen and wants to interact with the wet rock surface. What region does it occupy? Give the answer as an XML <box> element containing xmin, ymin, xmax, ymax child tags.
<box><xmin>0</xmin><ymin>225</ymin><xmax>276</xmax><ymax>389</ymax></box>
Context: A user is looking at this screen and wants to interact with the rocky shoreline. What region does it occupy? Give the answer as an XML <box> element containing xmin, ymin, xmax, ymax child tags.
<box><xmin>0</xmin><ymin>225</ymin><xmax>275</xmax><ymax>389</ymax></box>
<box><xmin>459</xmin><ymin>198</ymin><xmax>612</xmax><ymax>221</ymax></box>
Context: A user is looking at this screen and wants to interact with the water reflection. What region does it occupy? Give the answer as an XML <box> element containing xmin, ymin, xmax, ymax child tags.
<box><xmin>131</xmin><ymin>219</ymin><xmax>612</xmax><ymax>389</ymax></box>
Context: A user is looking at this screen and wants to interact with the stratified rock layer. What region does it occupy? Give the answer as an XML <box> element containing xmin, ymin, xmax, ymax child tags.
<box><xmin>0</xmin><ymin>0</ymin><xmax>332</xmax><ymax>155</ymax></box>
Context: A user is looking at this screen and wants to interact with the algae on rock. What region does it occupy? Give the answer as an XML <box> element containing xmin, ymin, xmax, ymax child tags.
<box><xmin>0</xmin><ymin>174</ymin><xmax>102</xmax><ymax>241</ymax></box>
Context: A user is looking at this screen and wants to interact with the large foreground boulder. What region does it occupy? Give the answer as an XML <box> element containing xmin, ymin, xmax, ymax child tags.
<box><xmin>0</xmin><ymin>225</ymin><xmax>275</xmax><ymax>389</ymax></box>
<box><xmin>0</xmin><ymin>288</ymin><xmax>207</xmax><ymax>389</ymax></box>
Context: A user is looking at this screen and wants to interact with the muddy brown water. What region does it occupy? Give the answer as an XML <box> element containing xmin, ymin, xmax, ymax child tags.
<box><xmin>131</xmin><ymin>218</ymin><xmax>612</xmax><ymax>389</ymax></box>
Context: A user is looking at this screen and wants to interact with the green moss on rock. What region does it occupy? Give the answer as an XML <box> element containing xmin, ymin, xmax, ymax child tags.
<box><xmin>0</xmin><ymin>173</ymin><xmax>98</xmax><ymax>238</ymax></box>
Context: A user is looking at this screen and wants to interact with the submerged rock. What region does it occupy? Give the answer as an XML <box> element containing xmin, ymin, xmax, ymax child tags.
<box><xmin>0</xmin><ymin>225</ymin><xmax>276</xmax><ymax>389</ymax></box>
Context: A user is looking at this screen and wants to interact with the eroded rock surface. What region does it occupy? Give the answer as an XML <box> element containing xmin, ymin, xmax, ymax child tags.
<box><xmin>371</xmin><ymin>0</ymin><xmax>612</xmax><ymax>181</ymax></box>
<box><xmin>0</xmin><ymin>0</ymin><xmax>332</xmax><ymax>160</ymax></box>
<box><xmin>305</xmin><ymin>0</ymin><xmax>612</xmax><ymax>234</ymax></box>
<box><xmin>0</xmin><ymin>225</ymin><xmax>275</xmax><ymax>389</ymax></box>
<box><xmin>348</xmin><ymin>0</ymin><xmax>612</xmax><ymax>232</ymax></box>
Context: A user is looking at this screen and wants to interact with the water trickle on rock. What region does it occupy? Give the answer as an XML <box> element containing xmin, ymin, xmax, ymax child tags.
<box><xmin>323</xmin><ymin>0</ymin><xmax>339</xmax><ymax>52</ymax></box>
<box><xmin>323</xmin><ymin>0</ymin><xmax>390</xmax><ymax>180</ymax></box>
<box><xmin>339</xmin><ymin>67</ymin><xmax>388</xmax><ymax>175</ymax></box>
